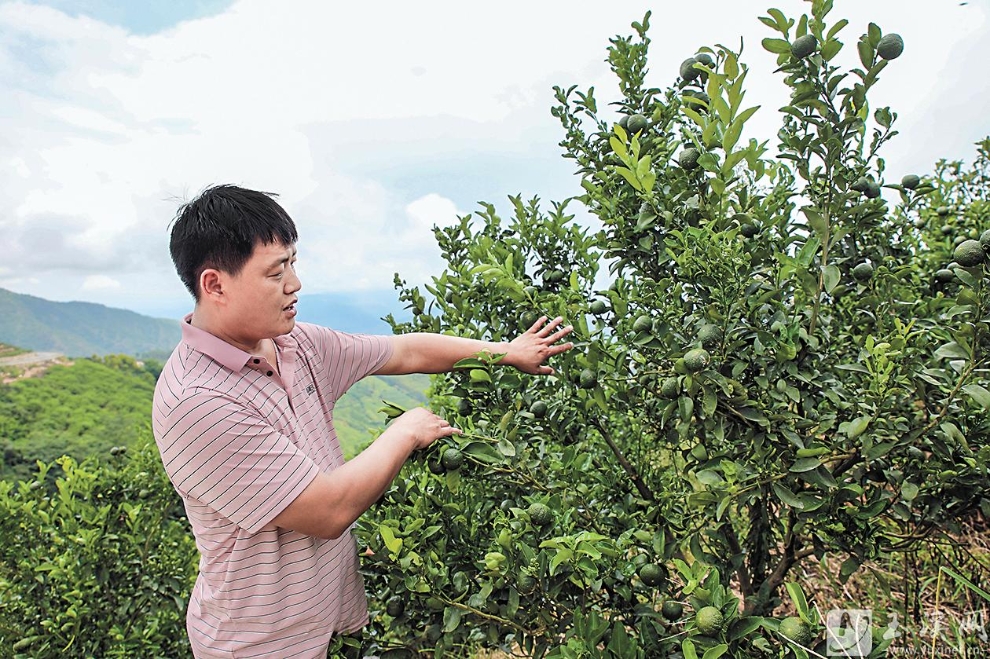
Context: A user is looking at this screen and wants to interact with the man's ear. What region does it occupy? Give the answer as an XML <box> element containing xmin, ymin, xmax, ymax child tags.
<box><xmin>199</xmin><ymin>268</ymin><xmax>225</xmax><ymax>302</ymax></box>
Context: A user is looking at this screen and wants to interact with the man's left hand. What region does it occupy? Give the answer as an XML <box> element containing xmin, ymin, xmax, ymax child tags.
<box><xmin>505</xmin><ymin>316</ymin><xmax>574</xmax><ymax>375</ymax></box>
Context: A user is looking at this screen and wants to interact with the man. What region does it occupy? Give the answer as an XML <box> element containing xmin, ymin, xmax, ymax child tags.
<box><xmin>152</xmin><ymin>185</ymin><xmax>573</xmax><ymax>658</ymax></box>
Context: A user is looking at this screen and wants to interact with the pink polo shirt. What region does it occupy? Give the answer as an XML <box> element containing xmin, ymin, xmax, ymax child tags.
<box><xmin>152</xmin><ymin>317</ymin><xmax>393</xmax><ymax>658</ymax></box>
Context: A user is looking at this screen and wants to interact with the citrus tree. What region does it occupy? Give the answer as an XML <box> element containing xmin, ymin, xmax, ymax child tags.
<box><xmin>358</xmin><ymin>3</ymin><xmax>990</xmax><ymax>657</ymax></box>
<box><xmin>0</xmin><ymin>441</ymin><xmax>196</xmax><ymax>658</ymax></box>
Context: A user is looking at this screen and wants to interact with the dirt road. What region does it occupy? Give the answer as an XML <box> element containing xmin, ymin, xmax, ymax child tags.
<box><xmin>0</xmin><ymin>351</ymin><xmax>63</xmax><ymax>367</ymax></box>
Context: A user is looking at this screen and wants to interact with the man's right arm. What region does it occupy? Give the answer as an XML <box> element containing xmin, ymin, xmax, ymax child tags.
<box><xmin>271</xmin><ymin>407</ymin><xmax>458</xmax><ymax>539</ymax></box>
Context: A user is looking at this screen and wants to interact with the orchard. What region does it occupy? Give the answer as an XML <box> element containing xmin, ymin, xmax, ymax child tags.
<box><xmin>359</xmin><ymin>2</ymin><xmax>990</xmax><ymax>658</ymax></box>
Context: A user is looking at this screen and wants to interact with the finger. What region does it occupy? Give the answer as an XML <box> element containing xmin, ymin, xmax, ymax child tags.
<box><xmin>546</xmin><ymin>325</ymin><xmax>574</xmax><ymax>342</ymax></box>
<box><xmin>545</xmin><ymin>342</ymin><xmax>574</xmax><ymax>357</ymax></box>
<box><xmin>528</xmin><ymin>315</ymin><xmax>549</xmax><ymax>333</ymax></box>
<box><xmin>536</xmin><ymin>316</ymin><xmax>564</xmax><ymax>337</ymax></box>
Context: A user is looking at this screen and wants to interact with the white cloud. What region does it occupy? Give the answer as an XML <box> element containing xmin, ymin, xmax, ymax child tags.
<box><xmin>81</xmin><ymin>274</ymin><xmax>121</xmax><ymax>290</ymax></box>
<box><xmin>405</xmin><ymin>194</ymin><xmax>460</xmax><ymax>233</ymax></box>
<box><xmin>0</xmin><ymin>0</ymin><xmax>987</xmax><ymax>317</ymax></box>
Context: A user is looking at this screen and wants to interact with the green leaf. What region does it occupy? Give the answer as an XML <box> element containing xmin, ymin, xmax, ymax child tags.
<box><xmin>729</xmin><ymin>616</ymin><xmax>763</xmax><ymax>641</ymax></box>
<box><xmin>900</xmin><ymin>481</ymin><xmax>919</xmax><ymax>501</ymax></box>
<box><xmin>962</xmin><ymin>383</ymin><xmax>990</xmax><ymax>409</ymax></box>
<box><xmin>703</xmin><ymin>644</ymin><xmax>729</xmax><ymax>659</ymax></box>
<box><xmin>737</xmin><ymin>406</ymin><xmax>769</xmax><ymax>426</ymax></box>
<box><xmin>469</xmin><ymin>369</ymin><xmax>492</xmax><ymax>383</ymax></box>
<box><xmin>842</xmin><ymin>416</ymin><xmax>870</xmax><ymax>439</ymax></box>
<box><xmin>823</xmin><ymin>264</ymin><xmax>841</xmax><ymax>293</ymax></box>
<box><xmin>772</xmin><ymin>482</ymin><xmax>805</xmax><ymax>510</ymax></box>
<box><xmin>789</xmin><ymin>457</ymin><xmax>821</xmax><ymax>473</ymax></box>
<box><xmin>785</xmin><ymin>582</ymin><xmax>810</xmax><ymax>618</ymax></box>
<box><xmin>380</xmin><ymin>525</ymin><xmax>403</xmax><ymax>555</ymax></box>
<box><xmin>762</xmin><ymin>38</ymin><xmax>791</xmax><ymax>54</ymax></box>
<box><xmin>857</xmin><ymin>38</ymin><xmax>873</xmax><ymax>69</ymax></box>
<box><xmin>443</xmin><ymin>606</ymin><xmax>462</xmax><ymax>633</ymax></box>
<box><xmin>839</xmin><ymin>556</ymin><xmax>860</xmax><ymax>583</ymax></box>
<box><xmin>682</xmin><ymin>638</ymin><xmax>699</xmax><ymax>659</ymax></box>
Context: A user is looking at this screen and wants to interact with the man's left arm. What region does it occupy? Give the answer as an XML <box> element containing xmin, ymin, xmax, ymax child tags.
<box><xmin>374</xmin><ymin>316</ymin><xmax>574</xmax><ymax>376</ymax></box>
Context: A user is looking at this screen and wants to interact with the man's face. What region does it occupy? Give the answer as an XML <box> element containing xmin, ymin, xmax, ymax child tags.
<box><xmin>220</xmin><ymin>240</ymin><xmax>301</xmax><ymax>347</ymax></box>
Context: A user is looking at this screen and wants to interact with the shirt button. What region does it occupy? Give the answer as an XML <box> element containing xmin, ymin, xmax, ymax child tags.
<box><xmin>253</xmin><ymin>359</ymin><xmax>260</xmax><ymax>364</ymax></box>
<box><xmin>267</xmin><ymin>371</ymin><xmax>274</xmax><ymax>377</ymax></box>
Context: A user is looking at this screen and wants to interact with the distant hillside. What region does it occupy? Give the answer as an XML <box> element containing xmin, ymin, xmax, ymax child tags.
<box><xmin>0</xmin><ymin>354</ymin><xmax>429</xmax><ymax>479</ymax></box>
<box><xmin>335</xmin><ymin>374</ymin><xmax>430</xmax><ymax>457</ymax></box>
<box><xmin>0</xmin><ymin>288</ymin><xmax>180</xmax><ymax>358</ymax></box>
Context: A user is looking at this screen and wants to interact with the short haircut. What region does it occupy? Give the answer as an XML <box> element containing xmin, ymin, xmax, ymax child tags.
<box><xmin>169</xmin><ymin>185</ymin><xmax>299</xmax><ymax>300</ymax></box>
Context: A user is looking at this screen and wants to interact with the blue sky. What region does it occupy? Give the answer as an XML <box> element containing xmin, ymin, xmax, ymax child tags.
<box><xmin>1</xmin><ymin>1</ymin><xmax>987</xmax><ymax>319</ymax></box>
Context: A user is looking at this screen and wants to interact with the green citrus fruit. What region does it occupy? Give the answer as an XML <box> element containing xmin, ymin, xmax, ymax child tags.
<box><xmin>530</xmin><ymin>400</ymin><xmax>548</xmax><ymax>418</ymax></box>
<box><xmin>913</xmin><ymin>217</ymin><xmax>927</xmax><ymax>229</ymax></box>
<box><xmin>679</xmin><ymin>147</ymin><xmax>701</xmax><ymax>170</ymax></box>
<box><xmin>578</xmin><ymin>368</ymin><xmax>598</xmax><ymax>389</ymax></box>
<box><xmin>528</xmin><ymin>502</ymin><xmax>553</xmax><ymax>526</ymax></box>
<box><xmin>523</xmin><ymin>285</ymin><xmax>538</xmax><ymax>297</ymax></box>
<box><xmin>661</xmin><ymin>600</ymin><xmax>684</xmax><ymax>621</ymax></box>
<box><xmin>521</xmin><ymin>311</ymin><xmax>540</xmax><ymax>328</ymax></box>
<box><xmin>617</xmin><ymin>114</ymin><xmax>630</xmax><ymax>130</ymax></box>
<box><xmin>850</xmin><ymin>176</ymin><xmax>871</xmax><ymax>193</ymax></box>
<box><xmin>516</xmin><ymin>573</ymin><xmax>537</xmax><ymax>594</ymax></box>
<box><xmin>661</xmin><ymin>377</ymin><xmax>680</xmax><ymax>399</ymax></box>
<box><xmin>683</xmin><ymin>348</ymin><xmax>711</xmax><ymax>373</ymax></box>
<box><xmin>696</xmin><ymin>605</ymin><xmax>724</xmax><ymax>635</ymax></box>
<box><xmin>638</xmin><ymin>563</ymin><xmax>667</xmax><ymax>587</ymax></box>
<box><xmin>633</xmin><ymin>314</ymin><xmax>653</xmax><ymax>333</ymax></box>
<box><xmin>441</xmin><ymin>448</ymin><xmax>464</xmax><ymax>471</ymax></box>
<box><xmin>679</xmin><ymin>57</ymin><xmax>701</xmax><ymax>81</ymax></box>
<box><xmin>981</xmin><ymin>229</ymin><xmax>990</xmax><ymax>249</ymax></box>
<box><xmin>694</xmin><ymin>52</ymin><xmax>714</xmax><ymax>67</ymax></box>
<box><xmin>935</xmin><ymin>269</ymin><xmax>955</xmax><ymax>283</ymax></box>
<box><xmin>589</xmin><ymin>300</ymin><xmax>608</xmax><ymax>315</ymax></box>
<box><xmin>877</xmin><ymin>33</ymin><xmax>904</xmax><ymax>60</ymax></box>
<box><xmin>386</xmin><ymin>596</ymin><xmax>405</xmax><ymax>617</ymax></box>
<box><xmin>545</xmin><ymin>269</ymin><xmax>566</xmax><ymax>283</ymax></box>
<box><xmin>790</xmin><ymin>34</ymin><xmax>818</xmax><ymax>59</ymax></box>
<box><xmin>740</xmin><ymin>221</ymin><xmax>759</xmax><ymax>238</ymax></box>
<box><xmin>954</xmin><ymin>239</ymin><xmax>985</xmax><ymax>267</ymax></box>
<box><xmin>696</xmin><ymin>324</ymin><xmax>723</xmax><ymax>346</ymax></box>
<box><xmin>954</xmin><ymin>235</ymin><xmax>967</xmax><ymax>247</ymax></box>
<box><xmin>428</xmin><ymin>458</ymin><xmax>446</xmax><ymax>475</ymax></box>
<box><xmin>865</xmin><ymin>182</ymin><xmax>882</xmax><ymax>199</ymax></box>
<box><xmin>627</xmin><ymin>113</ymin><xmax>649</xmax><ymax>134</ymax></box>
<box><xmin>779</xmin><ymin>616</ymin><xmax>812</xmax><ymax>645</ymax></box>
<box><xmin>937</xmin><ymin>206</ymin><xmax>951</xmax><ymax>216</ymax></box>
<box><xmin>852</xmin><ymin>262</ymin><xmax>874</xmax><ymax>281</ymax></box>
<box><xmin>901</xmin><ymin>174</ymin><xmax>920</xmax><ymax>190</ymax></box>
<box><xmin>940</xmin><ymin>224</ymin><xmax>954</xmax><ymax>236</ymax></box>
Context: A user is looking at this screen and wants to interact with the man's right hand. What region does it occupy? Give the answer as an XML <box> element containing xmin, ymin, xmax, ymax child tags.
<box><xmin>389</xmin><ymin>406</ymin><xmax>461</xmax><ymax>450</ymax></box>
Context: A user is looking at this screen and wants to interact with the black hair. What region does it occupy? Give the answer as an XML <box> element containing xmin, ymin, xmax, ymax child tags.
<box><xmin>169</xmin><ymin>185</ymin><xmax>299</xmax><ymax>300</ymax></box>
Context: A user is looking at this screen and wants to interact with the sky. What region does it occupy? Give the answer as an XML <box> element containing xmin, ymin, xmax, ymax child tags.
<box><xmin>1</xmin><ymin>0</ymin><xmax>987</xmax><ymax>319</ymax></box>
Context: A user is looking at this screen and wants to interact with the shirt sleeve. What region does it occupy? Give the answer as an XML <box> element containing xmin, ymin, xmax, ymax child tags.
<box><xmin>302</xmin><ymin>324</ymin><xmax>394</xmax><ymax>398</ymax></box>
<box><xmin>156</xmin><ymin>389</ymin><xmax>321</xmax><ymax>534</ymax></box>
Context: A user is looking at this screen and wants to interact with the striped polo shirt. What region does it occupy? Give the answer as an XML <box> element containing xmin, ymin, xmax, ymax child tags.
<box><xmin>152</xmin><ymin>317</ymin><xmax>393</xmax><ymax>658</ymax></box>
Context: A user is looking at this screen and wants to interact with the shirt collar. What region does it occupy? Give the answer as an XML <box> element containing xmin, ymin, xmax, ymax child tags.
<box><xmin>180</xmin><ymin>314</ymin><xmax>255</xmax><ymax>372</ymax></box>
<box><xmin>180</xmin><ymin>314</ymin><xmax>299</xmax><ymax>372</ymax></box>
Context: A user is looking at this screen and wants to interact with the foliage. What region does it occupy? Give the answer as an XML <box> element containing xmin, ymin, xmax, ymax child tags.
<box><xmin>0</xmin><ymin>356</ymin><xmax>160</xmax><ymax>482</ymax></box>
<box><xmin>360</xmin><ymin>2</ymin><xmax>990</xmax><ymax>657</ymax></box>
<box><xmin>0</xmin><ymin>441</ymin><xmax>197</xmax><ymax>658</ymax></box>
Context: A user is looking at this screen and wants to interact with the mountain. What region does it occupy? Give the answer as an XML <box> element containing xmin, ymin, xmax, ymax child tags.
<box><xmin>0</xmin><ymin>288</ymin><xmax>181</xmax><ymax>358</ymax></box>
<box><xmin>0</xmin><ymin>287</ymin><xmax>414</xmax><ymax>358</ymax></box>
